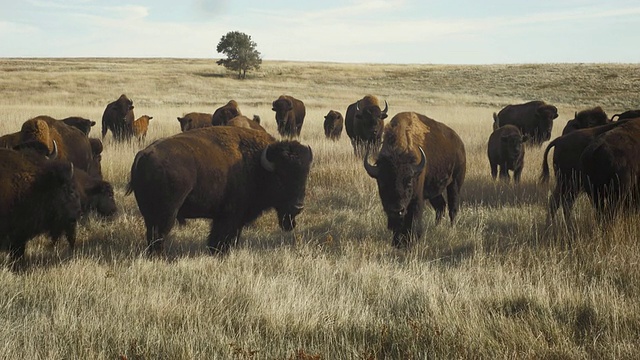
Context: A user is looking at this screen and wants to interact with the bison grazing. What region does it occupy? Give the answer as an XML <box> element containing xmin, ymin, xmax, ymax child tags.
<box><xmin>74</xmin><ymin>168</ymin><xmax>117</xmax><ymax>219</ymax></box>
<box><xmin>561</xmin><ymin>107</ymin><xmax>610</xmax><ymax>135</ymax></box>
<box><xmin>272</xmin><ymin>95</ymin><xmax>306</xmax><ymax>137</ymax></box>
<box><xmin>212</xmin><ymin>100</ymin><xmax>242</xmax><ymax>126</ymax></box>
<box><xmin>493</xmin><ymin>101</ymin><xmax>558</xmax><ymax>145</ymax></box>
<box><xmin>101</xmin><ymin>94</ymin><xmax>135</xmax><ymax>141</ymax></box>
<box><xmin>177</xmin><ymin>112</ymin><xmax>213</xmax><ymax>132</ymax></box>
<box><xmin>126</xmin><ymin>126</ymin><xmax>313</xmax><ymax>254</ymax></box>
<box><xmin>323</xmin><ymin>110</ymin><xmax>344</xmax><ymax>141</ymax></box>
<box><xmin>62</xmin><ymin>116</ymin><xmax>96</xmax><ymax>136</ymax></box>
<box><xmin>132</xmin><ymin>115</ymin><xmax>153</xmax><ymax>141</ymax></box>
<box><xmin>540</xmin><ymin>120</ymin><xmax>632</xmax><ymax>226</ymax></box>
<box><xmin>580</xmin><ymin>118</ymin><xmax>640</xmax><ymax>221</ymax></box>
<box><xmin>487</xmin><ymin>125</ymin><xmax>527</xmax><ymax>182</ymax></box>
<box><xmin>0</xmin><ymin>145</ymin><xmax>81</xmax><ymax>265</ymax></box>
<box><xmin>345</xmin><ymin>95</ymin><xmax>388</xmax><ymax>155</ymax></box>
<box><xmin>364</xmin><ymin>112</ymin><xmax>466</xmax><ymax>247</ymax></box>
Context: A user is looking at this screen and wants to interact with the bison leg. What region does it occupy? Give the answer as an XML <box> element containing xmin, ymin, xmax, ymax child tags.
<box><xmin>499</xmin><ymin>164</ymin><xmax>510</xmax><ymax>181</ymax></box>
<box><xmin>428</xmin><ymin>195</ymin><xmax>447</xmax><ymax>225</ymax></box>
<box><xmin>490</xmin><ymin>162</ymin><xmax>498</xmax><ymax>180</ymax></box>
<box><xmin>207</xmin><ymin>220</ymin><xmax>242</xmax><ymax>255</ymax></box>
<box><xmin>513</xmin><ymin>166</ymin><xmax>523</xmax><ymax>183</ymax></box>
<box><xmin>8</xmin><ymin>238</ymin><xmax>27</xmax><ymax>267</ymax></box>
<box><xmin>446</xmin><ymin>183</ymin><xmax>461</xmax><ymax>224</ymax></box>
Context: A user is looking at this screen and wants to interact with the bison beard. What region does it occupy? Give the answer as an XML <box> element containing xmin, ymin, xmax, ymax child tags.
<box><xmin>126</xmin><ymin>126</ymin><xmax>312</xmax><ymax>255</ymax></box>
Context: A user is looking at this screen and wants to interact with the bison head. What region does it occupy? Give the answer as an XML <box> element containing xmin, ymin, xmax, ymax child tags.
<box><xmin>364</xmin><ymin>147</ymin><xmax>426</xmax><ymax>221</ymax></box>
<box><xmin>212</xmin><ymin>101</ymin><xmax>241</xmax><ymax>126</ymax></box>
<box><xmin>355</xmin><ymin>100</ymin><xmax>388</xmax><ymax>141</ymax></box>
<box><xmin>86</xmin><ymin>180</ymin><xmax>117</xmax><ymax>218</ymax></box>
<box><xmin>501</xmin><ymin>132</ymin><xmax>527</xmax><ymax>163</ymax></box>
<box><xmin>574</xmin><ymin>107</ymin><xmax>610</xmax><ymax>128</ymax></box>
<box><xmin>260</xmin><ymin>141</ymin><xmax>313</xmax><ymax>231</ymax></box>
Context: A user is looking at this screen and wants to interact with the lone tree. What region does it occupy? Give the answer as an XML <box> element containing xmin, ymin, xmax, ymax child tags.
<box><xmin>216</xmin><ymin>31</ymin><xmax>262</xmax><ymax>79</ymax></box>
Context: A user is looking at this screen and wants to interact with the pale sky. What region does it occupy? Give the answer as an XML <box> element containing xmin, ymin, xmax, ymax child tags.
<box><xmin>1</xmin><ymin>0</ymin><xmax>639</xmax><ymax>64</ymax></box>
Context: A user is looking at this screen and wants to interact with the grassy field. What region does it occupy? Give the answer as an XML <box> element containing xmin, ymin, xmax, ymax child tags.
<box><xmin>0</xmin><ymin>58</ymin><xmax>639</xmax><ymax>359</ymax></box>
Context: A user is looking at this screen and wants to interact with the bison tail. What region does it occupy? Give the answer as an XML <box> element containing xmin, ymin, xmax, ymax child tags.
<box><xmin>540</xmin><ymin>138</ymin><xmax>557</xmax><ymax>184</ymax></box>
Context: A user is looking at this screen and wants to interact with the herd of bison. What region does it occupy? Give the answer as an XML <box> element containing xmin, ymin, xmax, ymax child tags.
<box><xmin>1</xmin><ymin>92</ymin><xmax>639</xmax><ymax>269</ymax></box>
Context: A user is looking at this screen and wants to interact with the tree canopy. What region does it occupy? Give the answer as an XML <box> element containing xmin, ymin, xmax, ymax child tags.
<box><xmin>216</xmin><ymin>31</ymin><xmax>262</xmax><ymax>79</ymax></box>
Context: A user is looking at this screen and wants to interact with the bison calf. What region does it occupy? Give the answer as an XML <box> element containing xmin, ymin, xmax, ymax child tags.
<box><xmin>132</xmin><ymin>115</ymin><xmax>153</xmax><ymax>141</ymax></box>
<box><xmin>323</xmin><ymin>110</ymin><xmax>344</xmax><ymax>140</ymax></box>
<box><xmin>487</xmin><ymin>125</ymin><xmax>527</xmax><ymax>182</ymax></box>
<box><xmin>177</xmin><ymin>112</ymin><xmax>213</xmax><ymax>132</ymax></box>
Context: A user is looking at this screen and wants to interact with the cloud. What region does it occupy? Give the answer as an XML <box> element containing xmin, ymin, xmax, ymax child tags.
<box><xmin>194</xmin><ymin>0</ymin><xmax>229</xmax><ymax>15</ymax></box>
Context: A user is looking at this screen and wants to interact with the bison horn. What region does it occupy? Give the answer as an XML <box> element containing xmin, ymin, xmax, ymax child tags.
<box><xmin>355</xmin><ymin>100</ymin><xmax>360</xmax><ymax>112</ymax></box>
<box><xmin>69</xmin><ymin>162</ymin><xmax>74</xmax><ymax>178</ymax></box>
<box><xmin>363</xmin><ymin>149</ymin><xmax>379</xmax><ymax>179</ymax></box>
<box><xmin>48</xmin><ymin>140</ymin><xmax>58</xmax><ymax>160</ymax></box>
<box><xmin>414</xmin><ymin>147</ymin><xmax>426</xmax><ymax>175</ymax></box>
<box><xmin>382</xmin><ymin>100</ymin><xmax>388</xmax><ymax>114</ymax></box>
<box><xmin>261</xmin><ymin>146</ymin><xmax>276</xmax><ymax>172</ymax></box>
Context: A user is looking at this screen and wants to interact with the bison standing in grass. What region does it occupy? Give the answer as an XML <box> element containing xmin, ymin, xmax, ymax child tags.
<box><xmin>345</xmin><ymin>95</ymin><xmax>388</xmax><ymax>155</ymax></box>
<box><xmin>212</xmin><ymin>100</ymin><xmax>242</xmax><ymax>126</ymax></box>
<box><xmin>132</xmin><ymin>115</ymin><xmax>153</xmax><ymax>142</ymax></box>
<box><xmin>580</xmin><ymin>118</ymin><xmax>640</xmax><ymax>222</ymax></box>
<box><xmin>364</xmin><ymin>112</ymin><xmax>466</xmax><ymax>247</ymax></box>
<box><xmin>272</xmin><ymin>95</ymin><xmax>305</xmax><ymax>137</ymax></box>
<box><xmin>126</xmin><ymin>126</ymin><xmax>313</xmax><ymax>255</ymax></box>
<box><xmin>323</xmin><ymin>110</ymin><xmax>344</xmax><ymax>141</ymax></box>
<box><xmin>0</xmin><ymin>144</ymin><xmax>81</xmax><ymax>266</ymax></box>
<box><xmin>101</xmin><ymin>94</ymin><xmax>135</xmax><ymax>141</ymax></box>
<box><xmin>487</xmin><ymin>125</ymin><xmax>527</xmax><ymax>182</ymax></box>
<box><xmin>493</xmin><ymin>100</ymin><xmax>558</xmax><ymax>145</ymax></box>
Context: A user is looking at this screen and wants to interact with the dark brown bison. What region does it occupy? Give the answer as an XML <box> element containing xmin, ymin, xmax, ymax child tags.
<box><xmin>101</xmin><ymin>94</ymin><xmax>135</xmax><ymax>141</ymax></box>
<box><xmin>323</xmin><ymin>110</ymin><xmax>344</xmax><ymax>140</ymax></box>
<box><xmin>364</xmin><ymin>112</ymin><xmax>466</xmax><ymax>247</ymax></box>
<box><xmin>345</xmin><ymin>95</ymin><xmax>388</xmax><ymax>154</ymax></box>
<box><xmin>0</xmin><ymin>145</ymin><xmax>81</xmax><ymax>265</ymax></box>
<box><xmin>226</xmin><ymin>115</ymin><xmax>266</xmax><ymax>132</ymax></box>
<box><xmin>540</xmin><ymin>120</ymin><xmax>632</xmax><ymax>226</ymax></box>
<box><xmin>580</xmin><ymin>118</ymin><xmax>640</xmax><ymax>221</ymax></box>
<box><xmin>21</xmin><ymin>116</ymin><xmax>96</xmax><ymax>175</ymax></box>
<box><xmin>212</xmin><ymin>100</ymin><xmax>242</xmax><ymax>126</ymax></box>
<box><xmin>0</xmin><ymin>131</ymin><xmax>20</xmax><ymax>148</ymax></box>
<box><xmin>493</xmin><ymin>101</ymin><xmax>558</xmax><ymax>145</ymax></box>
<box><xmin>61</xmin><ymin>116</ymin><xmax>96</xmax><ymax>136</ymax></box>
<box><xmin>561</xmin><ymin>107</ymin><xmax>610</xmax><ymax>135</ymax></box>
<box><xmin>611</xmin><ymin>109</ymin><xmax>640</xmax><ymax>121</ymax></box>
<box><xmin>272</xmin><ymin>95</ymin><xmax>305</xmax><ymax>137</ymax></box>
<box><xmin>487</xmin><ymin>125</ymin><xmax>527</xmax><ymax>182</ymax></box>
<box><xmin>74</xmin><ymin>168</ymin><xmax>117</xmax><ymax>219</ymax></box>
<box><xmin>177</xmin><ymin>112</ymin><xmax>213</xmax><ymax>132</ymax></box>
<box><xmin>132</xmin><ymin>115</ymin><xmax>153</xmax><ymax>141</ymax></box>
<box><xmin>252</xmin><ymin>115</ymin><xmax>261</xmax><ymax>124</ymax></box>
<box><xmin>88</xmin><ymin>138</ymin><xmax>104</xmax><ymax>179</ymax></box>
<box><xmin>126</xmin><ymin>126</ymin><xmax>313</xmax><ymax>254</ymax></box>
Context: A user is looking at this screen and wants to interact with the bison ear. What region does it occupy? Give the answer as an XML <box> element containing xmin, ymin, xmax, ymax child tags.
<box><xmin>149</xmin><ymin>116</ymin><xmax>153</xmax><ymax>120</ymax></box>
<box><xmin>90</xmin><ymin>121</ymin><xmax>96</xmax><ymax>127</ymax></box>
<box><xmin>521</xmin><ymin>135</ymin><xmax>529</xmax><ymax>143</ymax></box>
<box><xmin>381</xmin><ymin>113</ymin><xmax>389</xmax><ymax>120</ymax></box>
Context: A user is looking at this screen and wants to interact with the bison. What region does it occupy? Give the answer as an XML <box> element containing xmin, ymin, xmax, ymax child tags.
<box><xmin>226</xmin><ymin>115</ymin><xmax>266</xmax><ymax>132</ymax></box>
<box><xmin>323</xmin><ymin>110</ymin><xmax>344</xmax><ymax>141</ymax></box>
<box><xmin>212</xmin><ymin>100</ymin><xmax>242</xmax><ymax>126</ymax></box>
<box><xmin>74</xmin><ymin>168</ymin><xmax>117</xmax><ymax>219</ymax></box>
<box><xmin>561</xmin><ymin>107</ymin><xmax>610</xmax><ymax>135</ymax></box>
<box><xmin>493</xmin><ymin>101</ymin><xmax>558</xmax><ymax>145</ymax></box>
<box><xmin>364</xmin><ymin>112</ymin><xmax>466</xmax><ymax>247</ymax></box>
<box><xmin>126</xmin><ymin>126</ymin><xmax>313</xmax><ymax>254</ymax></box>
<box><xmin>21</xmin><ymin>116</ymin><xmax>96</xmax><ymax>176</ymax></box>
<box><xmin>177</xmin><ymin>112</ymin><xmax>213</xmax><ymax>132</ymax></box>
<box><xmin>345</xmin><ymin>95</ymin><xmax>388</xmax><ymax>155</ymax></box>
<box><xmin>580</xmin><ymin>118</ymin><xmax>640</xmax><ymax>221</ymax></box>
<box><xmin>540</xmin><ymin>120</ymin><xmax>632</xmax><ymax>226</ymax></box>
<box><xmin>101</xmin><ymin>94</ymin><xmax>135</xmax><ymax>141</ymax></box>
<box><xmin>0</xmin><ymin>144</ymin><xmax>81</xmax><ymax>266</ymax></box>
<box><xmin>62</xmin><ymin>116</ymin><xmax>96</xmax><ymax>136</ymax></box>
<box><xmin>272</xmin><ymin>95</ymin><xmax>305</xmax><ymax>137</ymax></box>
<box><xmin>132</xmin><ymin>115</ymin><xmax>153</xmax><ymax>142</ymax></box>
<box><xmin>487</xmin><ymin>125</ymin><xmax>527</xmax><ymax>183</ymax></box>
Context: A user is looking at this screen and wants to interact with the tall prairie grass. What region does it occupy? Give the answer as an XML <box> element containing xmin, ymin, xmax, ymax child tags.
<box><xmin>0</xmin><ymin>58</ymin><xmax>638</xmax><ymax>359</ymax></box>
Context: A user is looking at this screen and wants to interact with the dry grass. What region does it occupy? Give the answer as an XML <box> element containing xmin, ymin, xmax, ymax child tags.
<box><xmin>0</xmin><ymin>58</ymin><xmax>639</xmax><ymax>359</ymax></box>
